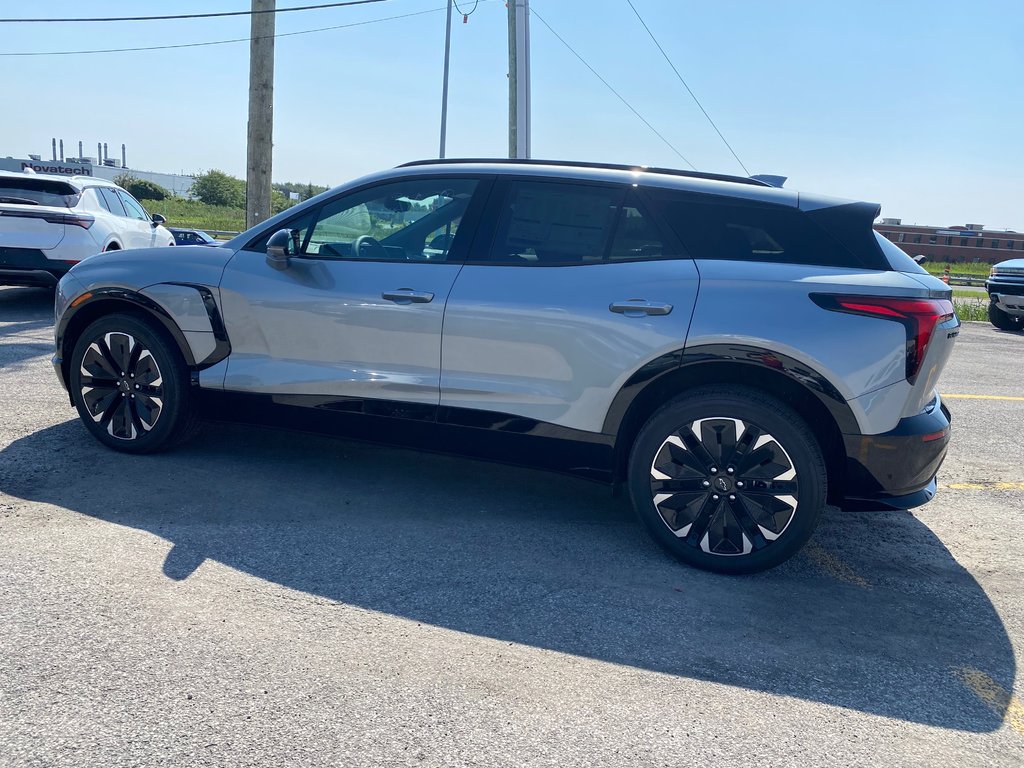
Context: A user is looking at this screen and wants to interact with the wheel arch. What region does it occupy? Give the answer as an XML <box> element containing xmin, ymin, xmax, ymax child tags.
<box><xmin>57</xmin><ymin>288</ymin><xmax>210</xmax><ymax>396</ymax></box>
<box><xmin>606</xmin><ymin>346</ymin><xmax>858</xmax><ymax>504</ymax></box>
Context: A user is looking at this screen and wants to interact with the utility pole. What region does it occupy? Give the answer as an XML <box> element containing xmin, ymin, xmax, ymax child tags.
<box><xmin>439</xmin><ymin>0</ymin><xmax>453</xmax><ymax>158</ymax></box>
<box><xmin>246</xmin><ymin>0</ymin><xmax>275</xmax><ymax>228</ymax></box>
<box><xmin>507</xmin><ymin>0</ymin><xmax>531</xmax><ymax>159</ymax></box>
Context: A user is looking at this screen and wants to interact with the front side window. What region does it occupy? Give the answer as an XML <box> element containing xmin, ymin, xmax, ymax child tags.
<box><xmin>117</xmin><ymin>190</ymin><xmax>149</xmax><ymax>221</ymax></box>
<box><xmin>303</xmin><ymin>177</ymin><xmax>477</xmax><ymax>261</ymax></box>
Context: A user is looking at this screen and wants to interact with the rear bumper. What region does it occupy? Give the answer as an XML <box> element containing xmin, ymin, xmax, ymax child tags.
<box><xmin>0</xmin><ymin>247</ymin><xmax>68</xmax><ymax>286</ymax></box>
<box><xmin>840</xmin><ymin>398</ymin><xmax>951</xmax><ymax>511</ymax></box>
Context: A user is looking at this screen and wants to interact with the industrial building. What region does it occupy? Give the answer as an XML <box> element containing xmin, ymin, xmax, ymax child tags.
<box><xmin>1</xmin><ymin>139</ymin><xmax>196</xmax><ymax>198</ymax></box>
<box><xmin>873</xmin><ymin>219</ymin><xmax>1020</xmax><ymax>265</ymax></box>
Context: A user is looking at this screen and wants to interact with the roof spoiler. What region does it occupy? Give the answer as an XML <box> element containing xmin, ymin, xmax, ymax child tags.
<box><xmin>749</xmin><ymin>174</ymin><xmax>787</xmax><ymax>187</ymax></box>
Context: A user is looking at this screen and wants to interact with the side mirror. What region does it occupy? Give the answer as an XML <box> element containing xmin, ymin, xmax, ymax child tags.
<box><xmin>151</xmin><ymin>213</ymin><xmax>167</xmax><ymax>227</ymax></box>
<box><xmin>266</xmin><ymin>228</ymin><xmax>295</xmax><ymax>271</ymax></box>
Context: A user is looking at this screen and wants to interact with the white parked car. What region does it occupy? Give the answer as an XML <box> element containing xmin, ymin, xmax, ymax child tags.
<box><xmin>0</xmin><ymin>170</ymin><xmax>175</xmax><ymax>287</ymax></box>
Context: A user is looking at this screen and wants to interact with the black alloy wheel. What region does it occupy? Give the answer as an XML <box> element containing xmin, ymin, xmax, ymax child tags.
<box><xmin>629</xmin><ymin>386</ymin><xmax>826</xmax><ymax>574</ymax></box>
<box><xmin>69</xmin><ymin>313</ymin><xmax>199</xmax><ymax>453</ymax></box>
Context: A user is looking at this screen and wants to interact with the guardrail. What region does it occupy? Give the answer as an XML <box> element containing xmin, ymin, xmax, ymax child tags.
<box><xmin>947</xmin><ymin>274</ymin><xmax>988</xmax><ymax>287</ymax></box>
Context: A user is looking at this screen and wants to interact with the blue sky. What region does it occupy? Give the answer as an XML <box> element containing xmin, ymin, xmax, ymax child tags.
<box><xmin>2</xmin><ymin>0</ymin><xmax>1022</xmax><ymax>229</ymax></box>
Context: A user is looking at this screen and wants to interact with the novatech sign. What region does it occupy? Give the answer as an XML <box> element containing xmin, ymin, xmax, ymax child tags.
<box><xmin>0</xmin><ymin>158</ymin><xmax>93</xmax><ymax>176</ymax></box>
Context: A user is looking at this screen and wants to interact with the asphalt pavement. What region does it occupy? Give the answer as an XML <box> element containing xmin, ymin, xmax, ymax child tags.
<box><xmin>1</xmin><ymin>285</ymin><xmax>1022</xmax><ymax>767</ymax></box>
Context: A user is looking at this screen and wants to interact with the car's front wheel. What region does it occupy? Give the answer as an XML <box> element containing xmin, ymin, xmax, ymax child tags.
<box><xmin>69</xmin><ymin>313</ymin><xmax>199</xmax><ymax>453</ymax></box>
<box><xmin>989</xmin><ymin>301</ymin><xmax>1023</xmax><ymax>331</ymax></box>
<box><xmin>628</xmin><ymin>386</ymin><xmax>827</xmax><ymax>574</ymax></box>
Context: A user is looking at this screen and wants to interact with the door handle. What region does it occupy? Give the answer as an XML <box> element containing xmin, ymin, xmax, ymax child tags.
<box><xmin>609</xmin><ymin>299</ymin><xmax>673</xmax><ymax>317</ymax></box>
<box><xmin>382</xmin><ymin>289</ymin><xmax>434</xmax><ymax>304</ymax></box>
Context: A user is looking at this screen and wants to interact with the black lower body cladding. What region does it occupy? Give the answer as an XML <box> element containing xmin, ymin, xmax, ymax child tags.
<box><xmin>840</xmin><ymin>401</ymin><xmax>951</xmax><ymax>511</ymax></box>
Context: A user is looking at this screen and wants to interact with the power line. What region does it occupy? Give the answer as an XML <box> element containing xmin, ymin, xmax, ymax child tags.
<box><xmin>0</xmin><ymin>0</ymin><xmax>387</xmax><ymax>24</ymax></box>
<box><xmin>452</xmin><ymin>0</ymin><xmax>480</xmax><ymax>17</ymax></box>
<box><xmin>0</xmin><ymin>6</ymin><xmax>446</xmax><ymax>57</ymax></box>
<box><xmin>625</xmin><ymin>0</ymin><xmax>750</xmax><ymax>175</ymax></box>
<box><xmin>530</xmin><ymin>9</ymin><xmax>696</xmax><ymax>170</ymax></box>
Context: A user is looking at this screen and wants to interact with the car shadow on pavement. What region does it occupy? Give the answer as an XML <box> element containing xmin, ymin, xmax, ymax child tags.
<box><xmin>0</xmin><ymin>287</ymin><xmax>54</xmax><ymax>323</ymax></box>
<box><xmin>0</xmin><ymin>418</ymin><xmax>1014</xmax><ymax>734</ymax></box>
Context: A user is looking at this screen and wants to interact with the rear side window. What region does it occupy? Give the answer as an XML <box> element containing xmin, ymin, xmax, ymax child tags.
<box><xmin>98</xmin><ymin>187</ymin><xmax>126</xmax><ymax>215</ymax></box>
<box><xmin>487</xmin><ymin>181</ymin><xmax>621</xmax><ymax>265</ymax></box>
<box><xmin>647</xmin><ymin>191</ymin><xmax>864</xmax><ymax>268</ymax></box>
<box><xmin>0</xmin><ymin>177</ymin><xmax>80</xmax><ymax>207</ymax></box>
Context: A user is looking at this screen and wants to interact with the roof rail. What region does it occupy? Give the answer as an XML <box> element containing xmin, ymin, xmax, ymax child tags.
<box><xmin>396</xmin><ymin>158</ymin><xmax>770</xmax><ymax>187</ymax></box>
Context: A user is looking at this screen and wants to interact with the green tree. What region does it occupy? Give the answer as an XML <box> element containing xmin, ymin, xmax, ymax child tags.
<box><xmin>114</xmin><ymin>173</ymin><xmax>170</xmax><ymax>201</ymax></box>
<box><xmin>190</xmin><ymin>169</ymin><xmax>246</xmax><ymax>208</ymax></box>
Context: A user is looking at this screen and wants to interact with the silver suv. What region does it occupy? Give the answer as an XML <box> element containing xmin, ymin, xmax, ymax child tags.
<box><xmin>51</xmin><ymin>160</ymin><xmax>958</xmax><ymax>573</ymax></box>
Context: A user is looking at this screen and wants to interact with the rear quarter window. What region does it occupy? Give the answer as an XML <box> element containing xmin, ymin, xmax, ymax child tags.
<box><xmin>0</xmin><ymin>177</ymin><xmax>80</xmax><ymax>207</ymax></box>
<box><xmin>645</xmin><ymin>190</ymin><xmax>870</xmax><ymax>269</ymax></box>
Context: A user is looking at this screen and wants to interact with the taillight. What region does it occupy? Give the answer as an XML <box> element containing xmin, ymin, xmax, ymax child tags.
<box><xmin>811</xmin><ymin>294</ymin><xmax>956</xmax><ymax>382</ymax></box>
<box><xmin>61</xmin><ymin>214</ymin><xmax>95</xmax><ymax>230</ymax></box>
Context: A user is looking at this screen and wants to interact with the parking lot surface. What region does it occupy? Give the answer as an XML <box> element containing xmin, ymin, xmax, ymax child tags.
<box><xmin>1</xmin><ymin>285</ymin><xmax>1022</xmax><ymax>767</ymax></box>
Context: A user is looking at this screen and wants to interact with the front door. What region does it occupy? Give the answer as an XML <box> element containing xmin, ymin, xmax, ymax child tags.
<box><xmin>219</xmin><ymin>176</ymin><xmax>484</xmax><ymax>407</ymax></box>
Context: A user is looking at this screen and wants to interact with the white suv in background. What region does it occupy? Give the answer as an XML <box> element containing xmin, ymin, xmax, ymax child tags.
<box><xmin>0</xmin><ymin>170</ymin><xmax>175</xmax><ymax>287</ymax></box>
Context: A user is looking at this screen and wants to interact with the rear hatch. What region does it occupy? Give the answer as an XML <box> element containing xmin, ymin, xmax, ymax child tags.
<box><xmin>0</xmin><ymin>176</ymin><xmax>82</xmax><ymax>251</ymax></box>
<box><xmin>805</xmin><ymin>199</ymin><xmax>958</xmax><ymax>414</ymax></box>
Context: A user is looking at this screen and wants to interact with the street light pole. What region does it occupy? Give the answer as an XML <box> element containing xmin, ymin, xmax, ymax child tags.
<box><xmin>438</xmin><ymin>0</ymin><xmax>453</xmax><ymax>158</ymax></box>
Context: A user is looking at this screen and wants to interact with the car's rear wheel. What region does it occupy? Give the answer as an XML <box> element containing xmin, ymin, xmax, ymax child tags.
<box><xmin>628</xmin><ymin>386</ymin><xmax>827</xmax><ymax>574</ymax></box>
<box><xmin>989</xmin><ymin>301</ymin><xmax>1022</xmax><ymax>331</ymax></box>
<box><xmin>69</xmin><ymin>313</ymin><xmax>199</xmax><ymax>453</ymax></box>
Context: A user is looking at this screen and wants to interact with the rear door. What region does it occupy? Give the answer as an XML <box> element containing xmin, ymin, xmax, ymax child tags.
<box><xmin>440</xmin><ymin>178</ymin><xmax>699</xmax><ymax>434</ymax></box>
<box><xmin>116</xmin><ymin>190</ymin><xmax>158</xmax><ymax>248</ymax></box>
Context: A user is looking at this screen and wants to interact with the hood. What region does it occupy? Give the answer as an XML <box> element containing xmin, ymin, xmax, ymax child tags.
<box><xmin>66</xmin><ymin>244</ymin><xmax>237</xmax><ymax>294</ymax></box>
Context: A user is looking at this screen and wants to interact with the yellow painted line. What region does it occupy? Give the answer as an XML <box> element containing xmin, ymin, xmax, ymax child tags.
<box><xmin>942</xmin><ymin>394</ymin><xmax>1024</xmax><ymax>401</ymax></box>
<box><xmin>952</xmin><ymin>666</ymin><xmax>1024</xmax><ymax>737</ymax></box>
<box><xmin>946</xmin><ymin>482</ymin><xmax>1024</xmax><ymax>491</ymax></box>
<box><xmin>803</xmin><ymin>542</ymin><xmax>871</xmax><ymax>589</ymax></box>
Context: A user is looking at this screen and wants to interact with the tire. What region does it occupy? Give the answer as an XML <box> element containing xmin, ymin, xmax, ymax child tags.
<box><xmin>628</xmin><ymin>386</ymin><xmax>827</xmax><ymax>574</ymax></box>
<box><xmin>988</xmin><ymin>301</ymin><xmax>1022</xmax><ymax>331</ymax></box>
<box><xmin>69</xmin><ymin>313</ymin><xmax>200</xmax><ymax>454</ymax></box>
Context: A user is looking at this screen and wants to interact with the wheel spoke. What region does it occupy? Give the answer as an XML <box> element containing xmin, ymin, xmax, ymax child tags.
<box><xmin>133</xmin><ymin>349</ymin><xmax>163</xmax><ymax>387</ymax></box>
<box><xmin>80</xmin><ymin>341</ymin><xmax>119</xmax><ymax>380</ymax></box>
<box><xmin>133</xmin><ymin>392</ymin><xmax>163</xmax><ymax>430</ymax></box>
<box><xmin>104</xmin><ymin>332</ymin><xmax>134</xmax><ymax>375</ymax></box>
<box><xmin>82</xmin><ymin>384</ymin><xmax>119</xmax><ymax>422</ymax></box>
<box><xmin>684</xmin><ymin>495</ymin><xmax>722</xmax><ymax>548</ymax></box>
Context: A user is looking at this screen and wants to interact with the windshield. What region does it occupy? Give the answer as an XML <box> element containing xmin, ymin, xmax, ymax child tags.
<box><xmin>0</xmin><ymin>177</ymin><xmax>80</xmax><ymax>208</ymax></box>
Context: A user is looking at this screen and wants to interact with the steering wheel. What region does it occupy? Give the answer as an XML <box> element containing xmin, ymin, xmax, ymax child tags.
<box><xmin>353</xmin><ymin>235</ymin><xmax>389</xmax><ymax>260</ymax></box>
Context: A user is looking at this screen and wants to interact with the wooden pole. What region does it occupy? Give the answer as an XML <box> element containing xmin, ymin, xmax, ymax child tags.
<box><xmin>246</xmin><ymin>0</ymin><xmax>275</xmax><ymax>228</ymax></box>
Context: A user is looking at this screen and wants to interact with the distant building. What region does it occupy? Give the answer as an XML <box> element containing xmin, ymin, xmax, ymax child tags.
<box><xmin>0</xmin><ymin>155</ymin><xmax>196</xmax><ymax>198</ymax></box>
<box><xmin>874</xmin><ymin>218</ymin><xmax>1020</xmax><ymax>264</ymax></box>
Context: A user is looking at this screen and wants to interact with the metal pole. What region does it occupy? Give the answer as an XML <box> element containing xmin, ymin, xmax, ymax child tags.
<box><xmin>516</xmin><ymin>0</ymin><xmax>531</xmax><ymax>159</ymax></box>
<box><xmin>508</xmin><ymin>1</ymin><xmax>516</xmax><ymax>159</ymax></box>
<box><xmin>246</xmin><ymin>0</ymin><xmax>275</xmax><ymax>228</ymax></box>
<box><xmin>439</xmin><ymin>0</ymin><xmax>453</xmax><ymax>158</ymax></box>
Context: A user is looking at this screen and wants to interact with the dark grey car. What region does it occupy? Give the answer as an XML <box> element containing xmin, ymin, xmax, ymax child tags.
<box><xmin>52</xmin><ymin>159</ymin><xmax>959</xmax><ymax>573</ymax></box>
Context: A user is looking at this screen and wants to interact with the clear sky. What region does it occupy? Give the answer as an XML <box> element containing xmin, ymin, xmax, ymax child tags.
<box><xmin>2</xmin><ymin>0</ymin><xmax>1021</xmax><ymax>229</ymax></box>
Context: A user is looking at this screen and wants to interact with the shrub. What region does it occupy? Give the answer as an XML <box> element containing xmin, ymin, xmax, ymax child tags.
<box><xmin>191</xmin><ymin>169</ymin><xmax>246</xmax><ymax>208</ymax></box>
<box><xmin>114</xmin><ymin>174</ymin><xmax>170</xmax><ymax>201</ymax></box>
